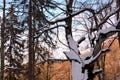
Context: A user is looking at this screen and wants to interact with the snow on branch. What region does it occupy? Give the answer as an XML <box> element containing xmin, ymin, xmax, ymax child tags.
<box><xmin>96</xmin><ymin>18</ymin><xmax>120</xmax><ymax>40</ymax></box>
<box><xmin>64</xmin><ymin>35</ymin><xmax>84</xmax><ymax>63</ymax></box>
<box><xmin>67</xmin><ymin>35</ymin><xmax>78</xmax><ymax>52</ymax></box>
<box><xmin>96</xmin><ymin>27</ymin><xmax>120</xmax><ymax>41</ymax></box>
<box><xmin>93</xmin><ymin>69</ymin><xmax>102</xmax><ymax>75</ymax></box>
<box><xmin>92</xmin><ymin>20</ymin><xmax>120</xmax><ymax>58</ymax></box>
<box><xmin>84</xmin><ymin>36</ymin><xmax>117</xmax><ymax>65</ymax></box>
<box><xmin>63</xmin><ymin>51</ymin><xmax>81</xmax><ymax>63</ymax></box>
<box><xmin>84</xmin><ymin>48</ymin><xmax>110</xmax><ymax>65</ymax></box>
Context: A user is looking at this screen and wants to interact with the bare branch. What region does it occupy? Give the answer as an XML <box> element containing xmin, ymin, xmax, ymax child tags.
<box><xmin>34</xmin><ymin>25</ymin><xmax>67</xmax><ymax>39</ymax></box>
<box><xmin>98</xmin><ymin>8</ymin><xmax>120</xmax><ymax>27</ymax></box>
<box><xmin>77</xmin><ymin>37</ymin><xmax>86</xmax><ymax>44</ymax></box>
<box><xmin>45</xmin><ymin>8</ymin><xmax>95</xmax><ymax>24</ymax></box>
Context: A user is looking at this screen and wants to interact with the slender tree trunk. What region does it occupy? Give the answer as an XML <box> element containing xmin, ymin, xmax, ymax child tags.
<box><xmin>116</xmin><ymin>0</ymin><xmax>120</xmax><ymax>20</ymax></box>
<box><xmin>116</xmin><ymin>0</ymin><xmax>120</xmax><ymax>46</ymax></box>
<box><xmin>100</xmin><ymin>54</ymin><xmax>106</xmax><ymax>80</ymax></box>
<box><xmin>96</xmin><ymin>60</ymin><xmax>102</xmax><ymax>80</ymax></box>
<box><xmin>28</xmin><ymin>0</ymin><xmax>34</xmax><ymax>80</ymax></box>
<box><xmin>46</xmin><ymin>61</ymin><xmax>50</xmax><ymax>80</ymax></box>
<box><xmin>1</xmin><ymin>0</ymin><xmax>5</xmax><ymax>80</ymax></box>
<box><xmin>9</xmin><ymin>6</ymin><xmax>14</xmax><ymax>80</ymax></box>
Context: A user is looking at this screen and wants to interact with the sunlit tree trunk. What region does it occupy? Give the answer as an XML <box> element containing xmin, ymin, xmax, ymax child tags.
<box><xmin>1</xmin><ymin>0</ymin><xmax>5</xmax><ymax>80</ymax></box>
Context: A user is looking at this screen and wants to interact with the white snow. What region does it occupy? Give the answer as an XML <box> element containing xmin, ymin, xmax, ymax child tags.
<box><xmin>71</xmin><ymin>61</ymin><xmax>83</xmax><ymax>80</ymax></box>
<box><xmin>64</xmin><ymin>35</ymin><xmax>82</xmax><ymax>62</ymax></box>
<box><xmin>96</xmin><ymin>27</ymin><xmax>119</xmax><ymax>40</ymax></box>
<box><xmin>98</xmin><ymin>27</ymin><xmax>116</xmax><ymax>35</ymax></box>
<box><xmin>67</xmin><ymin>35</ymin><xmax>78</xmax><ymax>52</ymax></box>
<box><xmin>85</xmin><ymin>48</ymin><xmax>109</xmax><ymax>65</ymax></box>
<box><xmin>93</xmin><ymin>69</ymin><xmax>102</xmax><ymax>74</ymax></box>
<box><xmin>72</xmin><ymin>60</ymin><xmax>88</xmax><ymax>80</ymax></box>
<box><xmin>64</xmin><ymin>51</ymin><xmax>81</xmax><ymax>62</ymax></box>
<box><xmin>64</xmin><ymin>34</ymin><xmax>89</xmax><ymax>80</ymax></box>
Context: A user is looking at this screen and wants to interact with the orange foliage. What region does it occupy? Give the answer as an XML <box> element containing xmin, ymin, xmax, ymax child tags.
<box><xmin>35</xmin><ymin>61</ymin><xmax>71</xmax><ymax>80</ymax></box>
<box><xmin>104</xmin><ymin>39</ymin><xmax>120</xmax><ymax>80</ymax></box>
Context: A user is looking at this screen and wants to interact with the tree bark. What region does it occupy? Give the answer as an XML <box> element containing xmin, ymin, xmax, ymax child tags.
<box><xmin>28</xmin><ymin>0</ymin><xmax>35</xmax><ymax>80</ymax></box>
<box><xmin>1</xmin><ymin>0</ymin><xmax>5</xmax><ymax>80</ymax></box>
<box><xmin>116</xmin><ymin>0</ymin><xmax>120</xmax><ymax>46</ymax></box>
<box><xmin>65</xmin><ymin>0</ymin><xmax>73</xmax><ymax>41</ymax></box>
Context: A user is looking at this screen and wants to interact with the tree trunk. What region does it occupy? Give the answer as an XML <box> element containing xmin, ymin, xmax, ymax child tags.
<box><xmin>116</xmin><ymin>0</ymin><xmax>120</xmax><ymax>46</ymax></box>
<box><xmin>28</xmin><ymin>0</ymin><xmax>35</xmax><ymax>80</ymax></box>
<box><xmin>9</xmin><ymin>6</ymin><xmax>14</xmax><ymax>80</ymax></box>
<box><xmin>63</xmin><ymin>0</ymin><xmax>120</xmax><ymax>80</ymax></box>
<box><xmin>64</xmin><ymin>0</ymin><xmax>89</xmax><ymax>80</ymax></box>
<box><xmin>64</xmin><ymin>34</ymin><xmax>89</xmax><ymax>80</ymax></box>
<box><xmin>101</xmin><ymin>54</ymin><xmax>106</xmax><ymax>80</ymax></box>
<box><xmin>1</xmin><ymin>0</ymin><xmax>5</xmax><ymax>80</ymax></box>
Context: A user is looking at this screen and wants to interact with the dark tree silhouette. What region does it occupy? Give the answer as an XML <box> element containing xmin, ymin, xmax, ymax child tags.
<box><xmin>1</xmin><ymin>0</ymin><xmax>6</xmax><ymax>80</ymax></box>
